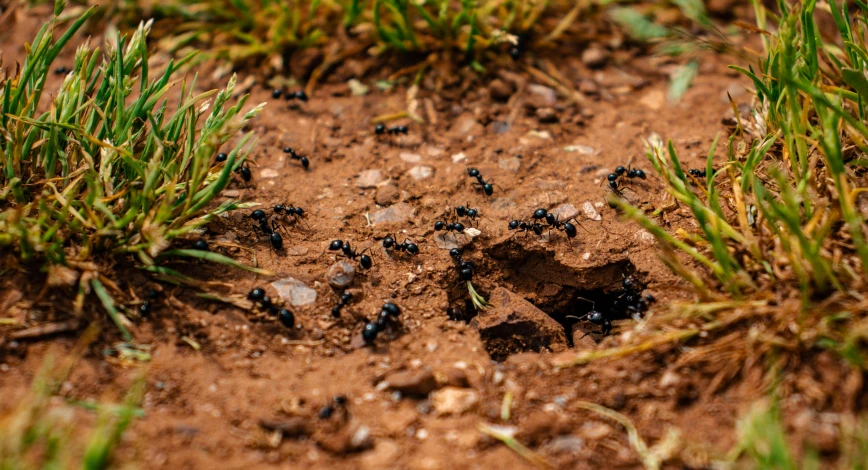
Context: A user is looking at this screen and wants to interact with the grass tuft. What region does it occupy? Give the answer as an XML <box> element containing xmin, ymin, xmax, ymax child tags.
<box><xmin>0</xmin><ymin>1</ymin><xmax>264</xmax><ymax>337</ymax></box>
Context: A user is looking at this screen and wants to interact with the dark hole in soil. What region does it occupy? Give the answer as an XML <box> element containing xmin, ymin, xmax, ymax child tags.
<box><xmin>448</xmin><ymin>245</ymin><xmax>654</xmax><ymax>359</ymax></box>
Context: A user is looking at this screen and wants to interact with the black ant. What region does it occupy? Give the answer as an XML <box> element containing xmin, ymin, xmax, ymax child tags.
<box><xmin>434</xmin><ymin>220</ymin><xmax>466</xmax><ymax>236</ymax></box>
<box><xmin>251</xmin><ymin>210</ymin><xmax>283</xmax><ymax>249</ymax></box>
<box><xmin>375</xmin><ymin>302</ymin><xmax>401</xmax><ymax>330</ymax></box>
<box><xmin>236</xmin><ymin>162</ymin><xmax>252</xmax><ymax>182</ymax></box>
<box><xmin>375</xmin><ymin>124</ymin><xmax>408</xmax><ymax>136</ymax></box>
<box><xmin>139</xmin><ymin>290</ymin><xmax>158</xmax><ymax>317</ymax></box>
<box><xmin>449</xmin><ymin>248</ymin><xmax>475</xmax><ymax>281</ymax></box>
<box><xmin>319</xmin><ymin>395</ymin><xmax>348</xmax><ymax>420</ymax></box>
<box><xmin>285</xmin><ymin>90</ymin><xmax>308</xmax><ymax>102</ymax></box>
<box><xmin>283</xmin><ymin>147</ymin><xmax>310</xmax><ymax>169</ymax></box>
<box><xmin>215</xmin><ymin>152</ymin><xmax>228</xmax><ymax>163</ymax></box>
<box><xmin>466</xmin><ymin>168</ymin><xmax>496</xmax><ymax>196</ymax></box>
<box><xmin>544</xmin><ymin>212</ymin><xmax>586</xmax><ymax>241</ymax></box>
<box><xmin>688</xmin><ymin>168</ymin><xmax>707</xmax><ymax>178</ymax></box>
<box><xmin>383</xmin><ymin>235</ymin><xmax>419</xmax><ymax>255</ymax></box>
<box><xmin>194</xmin><ymin>239</ymin><xmax>209</xmax><ymax>251</ymax></box>
<box><xmin>54</xmin><ymin>66</ymin><xmax>70</xmax><ymax>75</ymax></box>
<box><xmin>567</xmin><ymin>299</ymin><xmax>613</xmax><ymax>336</ymax></box>
<box><xmin>508</xmin><ymin>219</ymin><xmax>545</xmax><ymax>237</ymax></box>
<box><xmin>271</xmin><ymin>89</ymin><xmax>283</xmax><ymax>99</ymax></box>
<box><xmin>274</xmin><ymin>203</ymin><xmax>305</xmax><ymax>222</ymax></box>
<box><xmin>328</xmin><ymin>240</ymin><xmax>372</xmax><ymax>269</ymax></box>
<box><xmin>331</xmin><ymin>291</ymin><xmax>353</xmax><ymax>318</ymax></box>
<box><xmin>455</xmin><ymin>205</ymin><xmax>480</xmax><ymax>226</ymax></box>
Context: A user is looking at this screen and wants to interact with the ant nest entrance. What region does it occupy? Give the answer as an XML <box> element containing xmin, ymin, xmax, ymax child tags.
<box><xmin>455</xmin><ymin>243</ymin><xmax>655</xmax><ymax>360</ymax></box>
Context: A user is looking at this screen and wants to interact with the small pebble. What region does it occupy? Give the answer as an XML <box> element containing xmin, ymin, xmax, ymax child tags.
<box><xmin>326</xmin><ymin>261</ymin><xmax>355</xmax><ymax>288</ymax></box>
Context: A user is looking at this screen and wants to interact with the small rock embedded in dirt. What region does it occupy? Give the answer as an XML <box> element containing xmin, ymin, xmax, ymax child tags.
<box><xmin>571</xmin><ymin>323</ymin><xmax>598</xmax><ymax>350</ymax></box>
<box><xmin>536</xmin><ymin>107</ymin><xmax>558</xmax><ymax>123</ymax></box>
<box><xmin>488</xmin><ymin>121</ymin><xmax>511</xmax><ymax>135</ymax></box>
<box><xmin>470</xmin><ymin>287</ymin><xmax>568</xmax><ymax>360</ymax></box>
<box><xmin>564</xmin><ymin>144</ymin><xmax>595</xmax><ymax>154</ymax></box>
<box><xmin>327</xmin><ymin>261</ymin><xmax>355</xmax><ymax>288</ymax></box>
<box><xmin>449</xmin><ymin>113</ymin><xmax>483</xmax><ymax>139</ymax></box>
<box><xmin>498</xmin><ymin>157</ymin><xmax>521</xmax><ymax>172</ymax></box>
<box><xmin>384</xmin><ymin>369</ymin><xmax>438</xmax><ymax>396</ymax></box>
<box><xmin>434</xmin><ymin>233</ymin><xmax>466</xmax><ymax>250</ymax></box>
<box><xmin>408</xmin><ymin>165</ymin><xmax>433</xmax><ymax>180</ymax></box>
<box><xmin>579</xmin><ymin>79</ymin><xmax>600</xmax><ymax>95</ymax></box>
<box><xmin>489</xmin><ymin>78</ymin><xmax>514</xmax><ymax>101</ymax></box>
<box><xmin>582</xmin><ymin>201</ymin><xmax>602</xmax><ymax>221</ymax></box>
<box><xmin>451</xmin><ymin>152</ymin><xmax>467</xmax><ymax>163</ymax></box>
<box><xmin>582</xmin><ymin>44</ymin><xmax>609</xmax><ymax>68</ymax></box>
<box><xmin>270</xmin><ymin>277</ymin><xmax>317</xmax><ymax>307</ymax></box>
<box><xmin>356</xmin><ymin>169</ymin><xmax>384</xmax><ymax>189</ymax></box>
<box><xmin>375</xmin><ymin>184</ymin><xmax>400</xmax><ymax>206</ymax></box>
<box><xmin>369</xmin><ymin>202</ymin><xmax>415</xmax><ymax>225</ymax></box>
<box><xmin>260</xmin><ymin>168</ymin><xmax>279</xmax><ymax>179</ymax></box>
<box><xmin>430</xmin><ymin>387</ymin><xmax>479</xmax><ymax>415</ymax></box>
<box><xmin>528</xmin><ymin>84</ymin><xmax>557</xmax><ymax>106</ymax></box>
<box><xmin>399</xmin><ymin>152</ymin><xmax>422</xmax><ymax>163</ymax></box>
<box><xmin>550</xmin><ymin>203</ymin><xmax>579</xmax><ymax>222</ymax></box>
<box><xmin>639</xmin><ymin>90</ymin><xmax>666</xmax><ymax>110</ymax></box>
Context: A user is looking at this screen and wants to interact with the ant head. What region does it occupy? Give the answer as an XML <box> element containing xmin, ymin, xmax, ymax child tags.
<box><xmin>251</xmin><ymin>209</ymin><xmax>266</xmax><ymax>220</ymax></box>
<box><xmin>434</xmin><ymin>221</ymin><xmax>445</xmax><ymax>231</ymax></box>
<box><xmin>608</xmin><ymin>180</ymin><xmax>619</xmax><ymax>190</ymax></box>
<box><xmin>466</xmin><ymin>208</ymin><xmax>478</xmax><ymax>217</ymax></box>
<box><xmin>459</xmin><ymin>267</ymin><xmax>473</xmax><ymax>281</ymax></box>
<box><xmin>293</xmin><ymin>207</ymin><xmax>304</xmax><ymax>216</ymax></box>
<box><xmin>453</xmin><ymin>222</ymin><xmax>465</xmax><ymax>232</ymax></box>
<box><xmin>467</xmin><ymin>168</ymin><xmax>480</xmax><ymax>177</ymax></box>
<box><xmin>283</xmin><ymin>147</ymin><xmax>294</xmax><ymax>154</ymax></box>
<box><xmin>615</xmin><ymin>166</ymin><xmax>626</xmax><ymax>175</ymax></box>
<box><xmin>508</xmin><ymin>220</ymin><xmax>519</xmax><ymax>230</ymax></box>
<box><xmin>483</xmin><ymin>183</ymin><xmax>493</xmax><ymax>195</ymax></box>
<box><xmin>623</xmin><ymin>275</ymin><xmax>634</xmax><ymax>290</ymax></box>
<box><xmin>588</xmin><ymin>311</ymin><xmax>604</xmax><ymax>325</ymax></box>
<box><xmin>455</xmin><ymin>205</ymin><xmax>466</xmax><ymax>216</ymax></box>
<box><xmin>360</xmin><ymin>255</ymin><xmax>372</xmax><ymax>269</ymax></box>
<box><xmin>564</xmin><ymin>223</ymin><xmax>577</xmax><ymax>238</ymax></box>
<box><xmin>407</xmin><ymin>243</ymin><xmax>419</xmax><ymax>255</ymax></box>
<box><xmin>328</xmin><ymin>240</ymin><xmax>343</xmax><ymax>251</ymax></box>
<box><xmin>295</xmin><ymin>91</ymin><xmax>309</xmax><ymax>102</ymax></box>
<box><xmin>382</xmin><ymin>236</ymin><xmax>395</xmax><ymax>248</ymax></box>
<box><xmin>375</xmin><ymin>123</ymin><xmax>386</xmax><ymax>134</ymax></box>
<box><xmin>509</xmin><ymin>47</ymin><xmax>521</xmax><ymax>60</ymax></box>
<box><xmin>449</xmin><ymin>248</ymin><xmax>463</xmax><ymax>258</ymax></box>
<box><xmin>635</xmin><ymin>169</ymin><xmax>646</xmax><ymax>179</ymax></box>
<box><xmin>545</xmin><ymin>213</ymin><xmax>556</xmax><ymax>225</ymax></box>
<box><xmin>301</xmin><ymin>156</ymin><xmax>310</xmax><ymax>168</ymax></box>
<box><xmin>397</xmin><ymin>125</ymin><xmax>408</xmax><ymax>134</ymax></box>
<box><xmin>607</xmin><ymin>173</ymin><xmax>618</xmax><ymax>181</ymax></box>
<box><xmin>216</xmin><ymin>152</ymin><xmax>228</xmax><ymax>162</ymax></box>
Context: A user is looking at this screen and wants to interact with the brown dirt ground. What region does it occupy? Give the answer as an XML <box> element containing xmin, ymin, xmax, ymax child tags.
<box><xmin>4</xmin><ymin>5</ymin><xmax>855</xmax><ymax>469</ymax></box>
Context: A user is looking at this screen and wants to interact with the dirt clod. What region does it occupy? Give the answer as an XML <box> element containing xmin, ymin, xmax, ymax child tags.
<box><xmin>430</xmin><ymin>387</ymin><xmax>479</xmax><ymax>415</ymax></box>
<box><xmin>375</xmin><ymin>184</ymin><xmax>400</xmax><ymax>206</ymax></box>
<box><xmin>384</xmin><ymin>369</ymin><xmax>438</xmax><ymax>396</ymax></box>
<box><xmin>470</xmin><ymin>287</ymin><xmax>568</xmax><ymax>360</ymax></box>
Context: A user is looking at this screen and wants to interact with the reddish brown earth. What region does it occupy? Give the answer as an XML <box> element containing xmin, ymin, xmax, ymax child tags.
<box><xmin>1</xmin><ymin>6</ymin><xmax>813</xmax><ymax>469</ymax></box>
